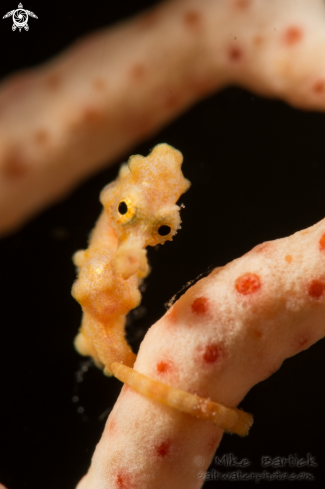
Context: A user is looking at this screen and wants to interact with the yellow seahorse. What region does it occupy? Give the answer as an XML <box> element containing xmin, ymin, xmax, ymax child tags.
<box><xmin>71</xmin><ymin>143</ymin><xmax>190</xmax><ymax>375</ymax></box>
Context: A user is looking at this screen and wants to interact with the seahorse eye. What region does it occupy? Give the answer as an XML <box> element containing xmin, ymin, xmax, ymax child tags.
<box><xmin>158</xmin><ymin>225</ymin><xmax>171</xmax><ymax>236</ymax></box>
<box><xmin>118</xmin><ymin>201</ymin><xmax>128</xmax><ymax>215</ymax></box>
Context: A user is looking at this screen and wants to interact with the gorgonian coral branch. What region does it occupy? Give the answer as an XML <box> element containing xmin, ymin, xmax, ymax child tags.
<box><xmin>0</xmin><ymin>0</ymin><xmax>324</xmax><ymax>234</ymax></box>
<box><xmin>76</xmin><ymin>216</ymin><xmax>325</xmax><ymax>489</ymax></box>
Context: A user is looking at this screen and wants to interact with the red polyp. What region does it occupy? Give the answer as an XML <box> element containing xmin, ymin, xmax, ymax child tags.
<box><xmin>107</xmin><ymin>418</ymin><xmax>116</xmax><ymax>434</ymax></box>
<box><xmin>235</xmin><ymin>273</ymin><xmax>261</xmax><ymax>295</ymax></box>
<box><xmin>93</xmin><ymin>78</ymin><xmax>106</xmax><ymax>91</ymax></box>
<box><xmin>166</xmin><ymin>305</ymin><xmax>178</xmax><ymax>324</ymax></box>
<box><xmin>115</xmin><ymin>470</ymin><xmax>132</xmax><ymax>489</ymax></box>
<box><xmin>2</xmin><ymin>149</ymin><xmax>29</xmax><ymax>178</ymax></box>
<box><xmin>202</xmin><ymin>344</ymin><xmax>222</xmax><ymax>364</ymax></box>
<box><xmin>319</xmin><ymin>233</ymin><xmax>325</xmax><ymax>250</ymax></box>
<box><xmin>253</xmin><ymin>35</ymin><xmax>265</xmax><ymax>47</ymax></box>
<box><xmin>129</xmin><ymin>63</ymin><xmax>146</xmax><ymax>80</ymax></box>
<box><xmin>156</xmin><ymin>360</ymin><xmax>173</xmax><ymax>374</ymax></box>
<box><xmin>165</xmin><ymin>93</ymin><xmax>180</xmax><ymax>109</ymax></box>
<box><xmin>295</xmin><ymin>334</ymin><xmax>310</xmax><ymax>351</ymax></box>
<box><xmin>82</xmin><ymin>107</ymin><xmax>101</xmax><ymax>123</ymax></box>
<box><xmin>283</xmin><ymin>26</ymin><xmax>303</xmax><ymax>46</ymax></box>
<box><xmin>252</xmin><ymin>242</ymin><xmax>272</xmax><ymax>254</ymax></box>
<box><xmin>155</xmin><ymin>440</ymin><xmax>171</xmax><ymax>458</ymax></box>
<box><xmin>206</xmin><ymin>432</ymin><xmax>222</xmax><ymax>452</ymax></box>
<box><xmin>228</xmin><ymin>46</ymin><xmax>243</xmax><ymax>62</ymax></box>
<box><xmin>313</xmin><ymin>80</ymin><xmax>325</xmax><ymax>94</ymax></box>
<box><xmin>34</xmin><ymin>129</ymin><xmax>49</xmax><ymax>144</ymax></box>
<box><xmin>251</xmin><ymin>328</ymin><xmax>263</xmax><ymax>338</ymax></box>
<box><xmin>191</xmin><ymin>297</ymin><xmax>209</xmax><ymax>314</ymax></box>
<box><xmin>45</xmin><ymin>73</ymin><xmax>61</xmax><ymax>90</ymax></box>
<box><xmin>234</xmin><ymin>0</ymin><xmax>251</xmax><ymax>9</ymax></box>
<box><xmin>158</xmin><ymin>90</ymin><xmax>180</xmax><ymax>110</ymax></box>
<box><xmin>308</xmin><ymin>279</ymin><xmax>325</xmax><ymax>299</ymax></box>
<box><xmin>183</xmin><ymin>10</ymin><xmax>202</xmax><ymax>28</ymax></box>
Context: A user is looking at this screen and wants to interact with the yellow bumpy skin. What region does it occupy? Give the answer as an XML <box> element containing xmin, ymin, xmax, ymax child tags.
<box><xmin>72</xmin><ymin>143</ymin><xmax>190</xmax><ymax>375</ymax></box>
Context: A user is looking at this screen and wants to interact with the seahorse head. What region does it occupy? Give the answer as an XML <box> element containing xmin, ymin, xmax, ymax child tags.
<box><xmin>100</xmin><ymin>143</ymin><xmax>191</xmax><ymax>247</ymax></box>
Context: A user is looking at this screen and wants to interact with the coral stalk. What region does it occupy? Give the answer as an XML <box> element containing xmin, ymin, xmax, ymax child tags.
<box><xmin>1</xmin><ymin>0</ymin><xmax>325</xmax><ymax>234</ymax></box>
<box><xmin>76</xmin><ymin>217</ymin><xmax>325</xmax><ymax>488</ymax></box>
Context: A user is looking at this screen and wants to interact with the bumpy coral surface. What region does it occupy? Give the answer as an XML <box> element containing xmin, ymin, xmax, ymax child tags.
<box><xmin>77</xmin><ymin>217</ymin><xmax>325</xmax><ymax>489</ymax></box>
<box><xmin>3</xmin><ymin>0</ymin><xmax>325</xmax><ymax>235</ymax></box>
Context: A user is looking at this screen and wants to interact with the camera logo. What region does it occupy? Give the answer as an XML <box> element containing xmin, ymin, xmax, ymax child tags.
<box><xmin>3</xmin><ymin>3</ymin><xmax>38</xmax><ymax>32</ymax></box>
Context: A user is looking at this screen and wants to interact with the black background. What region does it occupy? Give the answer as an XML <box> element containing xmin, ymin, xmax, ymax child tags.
<box><xmin>0</xmin><ymin>1</ymin><xmax>325</xmax><ymax>488</ymax></box>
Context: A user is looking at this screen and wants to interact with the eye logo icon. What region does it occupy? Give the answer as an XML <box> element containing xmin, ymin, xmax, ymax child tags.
<box><xmin>3</xmin><ymin>3</ymin><xmax>38</xmax><ymax>32</ymax></box>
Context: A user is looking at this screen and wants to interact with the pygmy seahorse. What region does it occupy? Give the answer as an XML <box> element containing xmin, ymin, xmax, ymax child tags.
<box><xmin>71</xmin><ymin>143</ymin><xmax>190</xmax><ymax>375</ymax></box>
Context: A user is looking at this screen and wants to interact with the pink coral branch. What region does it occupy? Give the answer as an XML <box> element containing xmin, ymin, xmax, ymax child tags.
<box><xmin>76</xmin><ymin>217</ymin><xmax>325</xmax><ymax>488</ymax></box>
<box><xmin>1</xmin><ymin>0</ymin><xmax>325</xmax><ymax>235</ymax></box>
